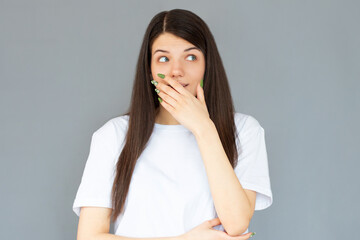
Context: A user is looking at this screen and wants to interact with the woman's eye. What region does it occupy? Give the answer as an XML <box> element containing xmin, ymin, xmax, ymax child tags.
<box><xmin>186</xmin><ymin>55</ymin><xmax>197</xmax><ymax>61</ymax></box>
<box><xmin>159</xmin><ymin>56</ymin><xmax>169</xmax><ymax>62</ymax></box>
<box><xmin>158</xmin><ymin>55</ymin><xmax>197</xmax><ymax>63</ymax></box>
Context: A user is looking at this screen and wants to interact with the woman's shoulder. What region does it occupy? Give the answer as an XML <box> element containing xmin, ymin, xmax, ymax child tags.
<box><xmin>109</xmin><ymin>114</ymin><xmax>129</xmax><ymax>130</ymax></box>
<box><xmin>91</xmin><ymin>114</ymin><xmax>129</xmax><ymax>145</ymax></box>
<box><xmin>234</xmin><ymin>112</ymin><xmax>264</xmax><ymax>136</ymax></box>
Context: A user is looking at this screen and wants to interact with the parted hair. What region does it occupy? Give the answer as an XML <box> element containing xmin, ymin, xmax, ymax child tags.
<box><xmin>111</xmin><ymin>9</ymin><xmax>239</xmax><ymax>222</ymax></box>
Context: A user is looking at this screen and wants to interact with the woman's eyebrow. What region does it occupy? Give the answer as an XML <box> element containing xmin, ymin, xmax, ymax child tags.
<box><xmin>153</xmin><ymin>47</ymin><xmax>200</xmax><ymax>55</ymax></box>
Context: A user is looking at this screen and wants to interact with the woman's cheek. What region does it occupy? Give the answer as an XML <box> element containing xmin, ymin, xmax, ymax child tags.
<box><xmin>152</xmin><ymin>66</ymin><xmax>167</xmax><ymax>76</ymax></box>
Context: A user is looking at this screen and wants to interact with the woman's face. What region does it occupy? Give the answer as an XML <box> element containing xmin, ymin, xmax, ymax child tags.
<box><xmin>150</xmin><ymin>32</ymin><xmax>205</xmax><ymax>97</ymax></box>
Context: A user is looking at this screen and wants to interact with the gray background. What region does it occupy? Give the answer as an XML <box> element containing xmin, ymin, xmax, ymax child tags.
<box><xmin>1</xmin><ymin>0</ymin><xmax>359</xmax><ymax>239</ymax></box>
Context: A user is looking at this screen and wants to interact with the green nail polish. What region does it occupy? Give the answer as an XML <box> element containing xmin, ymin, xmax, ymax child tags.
<box><xmin>155</xmin><ymin>88</ymin><xmax>160</xmax><ymax>94</ymax></box>
<box><xmin>200</xmin><ymin>79</ymin><xmax>203</xmax><ymax>88</ymax></box>
<box><xmin>250</xmin><ymin>232</ymin><xmax>256</xmax><ymax>237</ymax></box>
<box><xmin>151</xmin><ymin>80</ymin><xmax>158</xmax><ymax>86</ymax></box>
<box><xmin>158</xmin><ymin>97</ymin><xmax>162</xmax><ymax>103</ymax></box>
<box><xmin>157</xmin><ymin>73</ymin><xmax>165</xmax><ymax>79</ymax></box>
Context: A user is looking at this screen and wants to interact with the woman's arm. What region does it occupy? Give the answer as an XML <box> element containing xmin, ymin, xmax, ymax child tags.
<box><xmin>192</xmin><ymin>119</ymin><xmax>254</xmax><ymax>236</ymax></box>
<box><xmin>77</xmin><ymin>207</ymin><xmax>182</xmax><ymax>240</ymax></box>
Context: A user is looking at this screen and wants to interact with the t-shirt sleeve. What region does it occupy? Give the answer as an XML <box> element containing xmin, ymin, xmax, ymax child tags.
<box><xmin>72</xmin><ymin>119</ymin><xmax>119</xmax><ymax>217</ymax></box>
<box><xmin>234</xmin><ymin>114</ymin><xmax>273</xmax><ymax>211</ymax></box>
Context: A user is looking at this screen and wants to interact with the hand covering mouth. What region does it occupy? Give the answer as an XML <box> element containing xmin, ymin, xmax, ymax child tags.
<box><xmin>167</xmin><ymin>84</ymin><xmax>189</xmax><ymax>87</ymax></box>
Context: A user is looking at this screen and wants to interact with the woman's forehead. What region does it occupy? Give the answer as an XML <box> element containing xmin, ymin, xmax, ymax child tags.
<box><xmin>152</xmin><ymin>33</ymin><xmax>195</xmax><ymax>53</ymax></box>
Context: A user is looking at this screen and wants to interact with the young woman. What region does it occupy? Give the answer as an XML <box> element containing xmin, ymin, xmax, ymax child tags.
<box><xmin>73</xmin><ymin>9</ymin><xmax>273</xmax><ymax>240</ymax></box>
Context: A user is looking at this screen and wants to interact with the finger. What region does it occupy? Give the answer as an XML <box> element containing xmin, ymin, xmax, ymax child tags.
<box><xmin>156</xmin><ymin>83</ymin><xmax>178</xmax><ymax>108</ymax></box>
<box><xmin>218</xmin><ymin>231</ymin><xmax>253</xmax><ymax>240</ymax></box>
<box><xmin>236</xmin><ymin>232</ymin><xmax>254</xmax><ymax>240</ymax></box>
<box><xmin>206</xmin><ymin>217</ymin><xmax>222</xmax><ymax>228</ymax></box>
<box><xmin>157</xmin><ymin>73</ymin><xmax>188</xmax><ymax>96</ymax></box>
<box><xmin>155</xmin><ymin>76</ymin><xmax>183</xmax><ymax>104</ymax></box>
<box><xmin>196</xmin><ymin>81</ymin><xmax>205</xmax><ymax>103</ymax></box>
<box><xmin>158</xmin><ymin>95</ymin><xmax>175</xmax><ymax>114</ymax></box>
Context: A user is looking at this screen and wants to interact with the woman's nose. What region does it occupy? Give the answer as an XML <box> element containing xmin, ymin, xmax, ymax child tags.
<box><xmin>169</xmin><ymin>60</ymin><xmax>184</xmax><ymax>78</ymax></box>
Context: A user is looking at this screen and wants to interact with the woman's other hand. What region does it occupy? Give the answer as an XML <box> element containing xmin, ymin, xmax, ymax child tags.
<box><xmin>179</xmin><ymin>217</ymin><xmax>255</xmax><ymax>240</ymax></box>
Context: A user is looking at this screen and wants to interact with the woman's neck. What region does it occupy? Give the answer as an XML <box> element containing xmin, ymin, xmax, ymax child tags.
<box><xmin>154</xmin><ymin>107</ymin><xmax>181</xmax><ymax>125</ymax></box>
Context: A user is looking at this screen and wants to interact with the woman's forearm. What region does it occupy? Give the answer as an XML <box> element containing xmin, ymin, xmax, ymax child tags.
<box><xmin>93</xmin><ymin>233</ymin><xmax>182</xmax><ymax>240</ymax></box>
<box><xmin>193</xmin><ymin>120</ymin><xmax>251</xmax><ymax>236</ymax></box>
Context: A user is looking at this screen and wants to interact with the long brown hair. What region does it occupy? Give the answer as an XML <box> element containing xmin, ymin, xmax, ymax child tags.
<box><xmin>111</xmin><ymin>9</ymin><xmax>239</xmax><ymax>222</ymax></box>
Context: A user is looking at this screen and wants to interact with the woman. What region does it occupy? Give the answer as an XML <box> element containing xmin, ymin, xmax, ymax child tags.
<box><xmin>73</xmin><ymin>9</ymin><xmax>273</xmax><ymax>240</ymax></box>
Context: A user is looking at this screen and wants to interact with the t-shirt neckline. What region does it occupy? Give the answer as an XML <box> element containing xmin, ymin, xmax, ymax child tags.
<box><xmin>154</xmin><ymin>122</ymin><xmax>191</xmax><ymax>132</ymax></box>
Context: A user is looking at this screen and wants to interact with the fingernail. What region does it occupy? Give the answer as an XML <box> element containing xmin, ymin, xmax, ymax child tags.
<box><xmin>157</xmin><ymin>73</ymin><xmax>165</xmax><ymax>79</ymax></box>
<box><xmin>250</xmin><ymin>232</ymin><xmax>256</xmax><ymax>237</ymax></box>
<box><xmin>155</xmin><ymin>88</ymin><xmax>160</xmax><ymax>94</ymax></box>
<box><xmin>158</xmin><ymin>97</ymin><xmax>162</xmax><ymax>103</ymax></box>
<box><xmin>200</xmin><ymin>79</ymin><xmax>203</xmax><ymax>88</ymax></box>
<box><xmin>151</xmin><ymin>80</ymin><xmax>158</xmax><ymax>86</ymax></box>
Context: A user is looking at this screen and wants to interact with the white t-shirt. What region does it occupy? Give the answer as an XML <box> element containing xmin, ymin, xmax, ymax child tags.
<box><xmin>72</xmin><ymin>112</ymin><xmax>273</xmax><ymax>237</ymax></box>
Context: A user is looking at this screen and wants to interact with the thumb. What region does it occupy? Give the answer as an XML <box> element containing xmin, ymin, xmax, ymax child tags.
<box><xmin>196</xmin><ymin>81</ymin><xmax>205</xmax><ymax>103</ymax></box>
<box><xmin>206</xmin><ymin>217</ymin><xmax>221</xmax><ymax>228</ymax></box>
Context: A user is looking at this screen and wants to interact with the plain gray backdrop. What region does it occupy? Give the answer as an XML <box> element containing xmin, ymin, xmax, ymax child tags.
<box><xmin>1</xmin><ymin>0</ymin><xmax>359</xmax><ymax>239</ymax></box>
